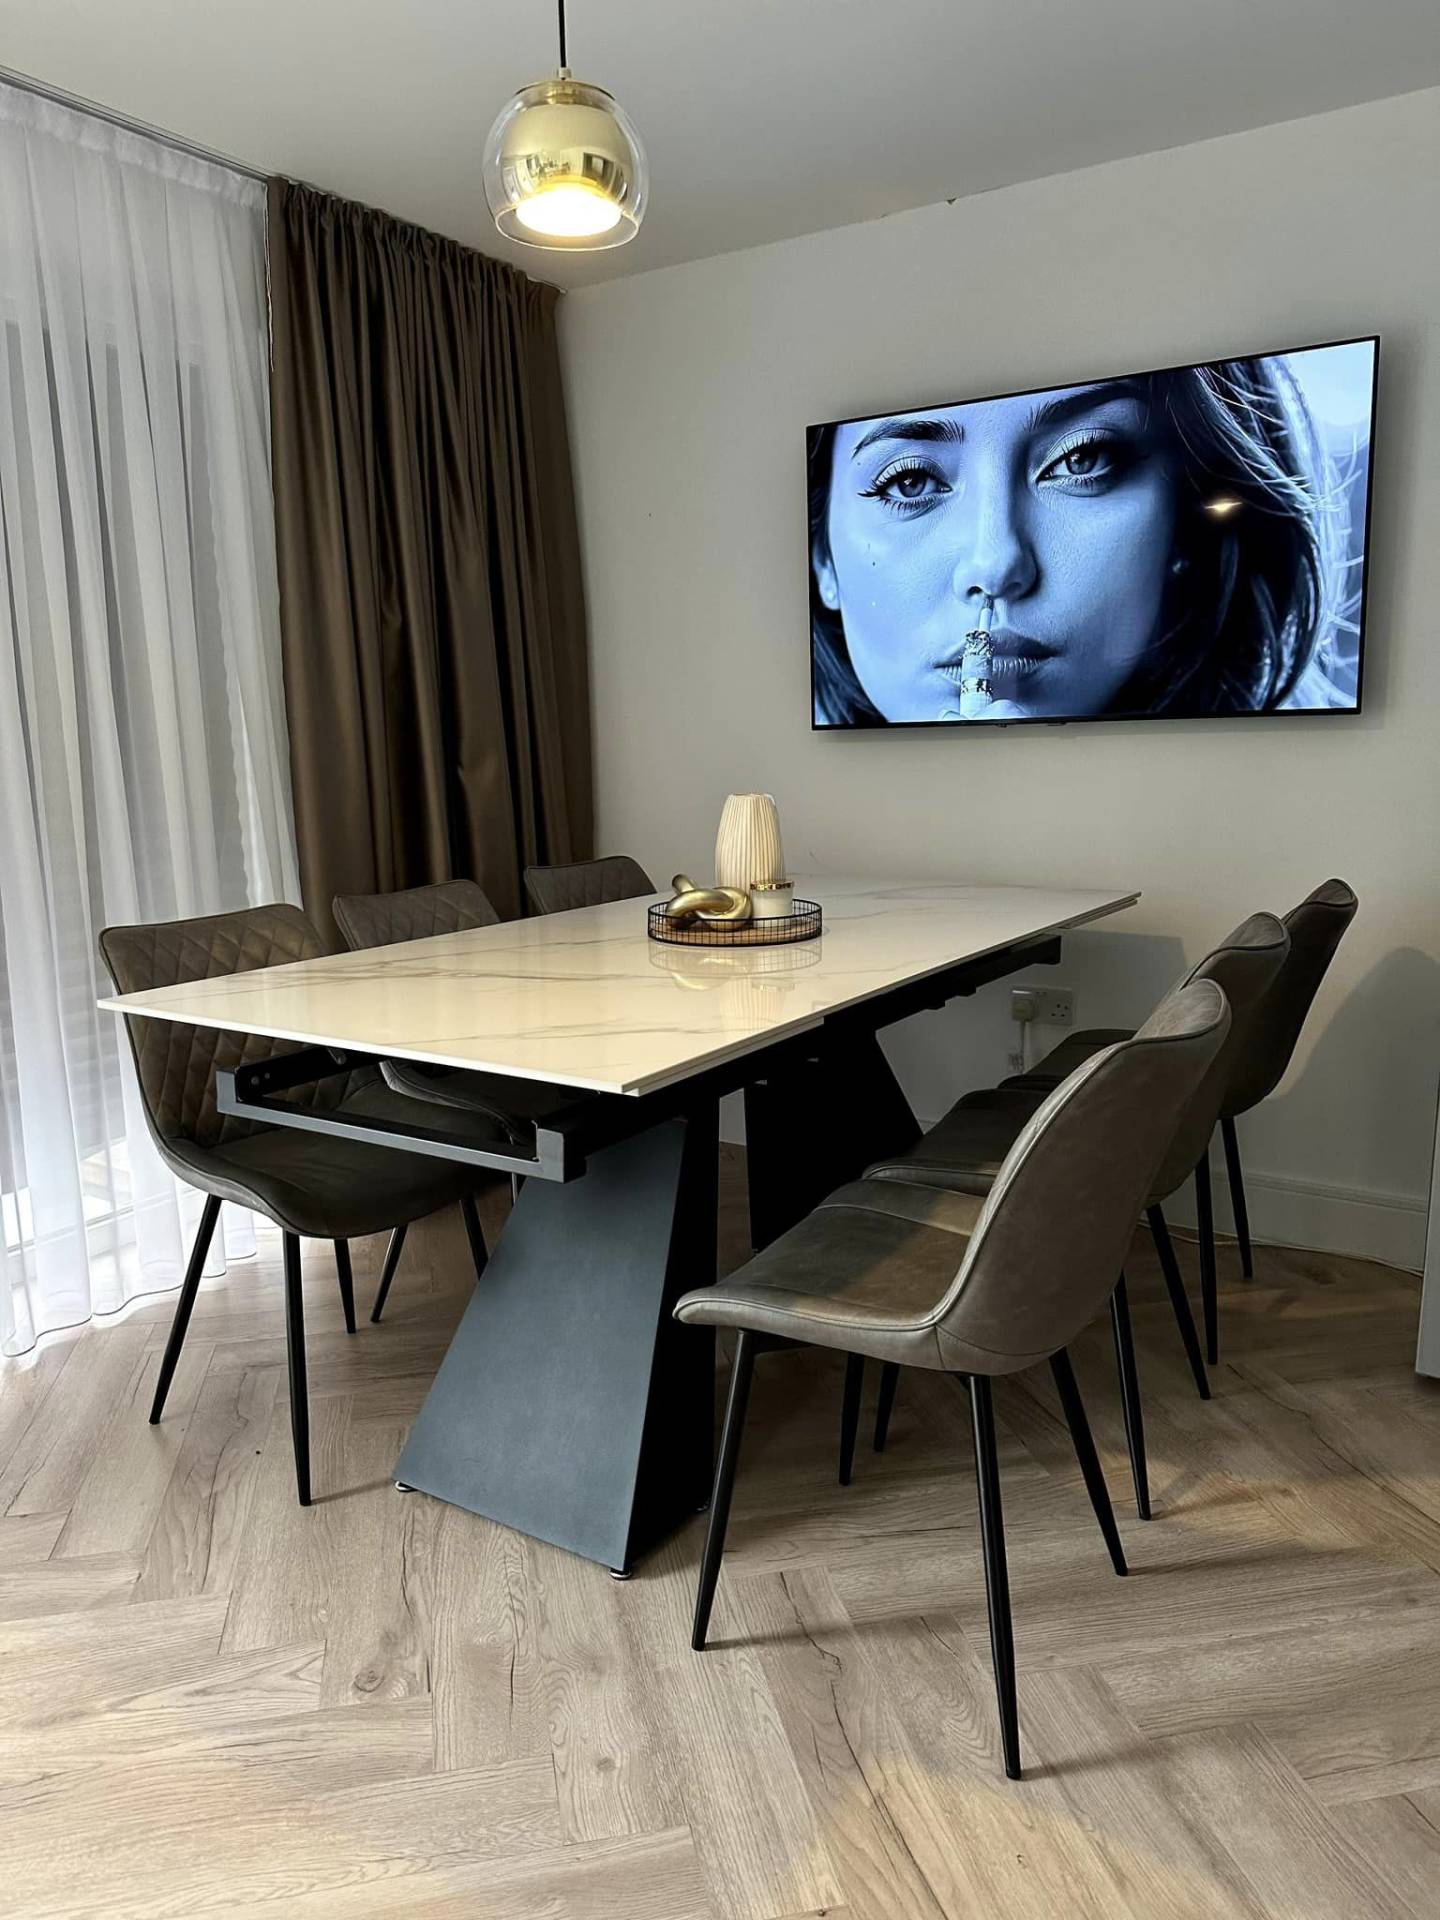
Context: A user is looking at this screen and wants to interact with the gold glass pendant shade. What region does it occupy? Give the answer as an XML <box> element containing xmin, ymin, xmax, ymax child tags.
<box><xmin>483</xmin><ymin>72</ymin><xmax>648</xmax><ymax>250</ymax></box>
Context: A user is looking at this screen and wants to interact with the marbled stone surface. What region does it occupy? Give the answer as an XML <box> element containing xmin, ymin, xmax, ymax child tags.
<box><xmin>99</xmin><ymin>878</ymin><xmax>1139</xmax><ymax>1096</ymax></box>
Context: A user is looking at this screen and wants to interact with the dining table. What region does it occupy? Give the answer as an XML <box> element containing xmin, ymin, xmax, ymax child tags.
<box><xmin>99</xmin><ymin>876</ymin><xmax>1139</xmax><ymax>1574</ymax></box>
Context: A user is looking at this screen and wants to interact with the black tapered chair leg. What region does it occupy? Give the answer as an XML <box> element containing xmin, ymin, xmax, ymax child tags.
<box><xmin>873</xmin><ymin>1360</ymin><xmax>900</xmax><ymax>1452</ymax></box>
<box><xmin>283</xmin><ymin>1233</ymin><xmax>311</xmax><ymax>1507</ymax></box>
<box><xmin>150</xmin><ymin>1194</ymin><xmax>222</xmax><ymax>1423</ymax></box>
<box><xmin>333</xmin><ymin>1240</ymin><xmax>356</xmax><ymax>1335</ymax></box>
<box><xmin>1221</xmin><ymin>1117</ymin><xmax>1253</xmax><ymax>1280</ymax></box>
<box><xmin>1195</xmin><ymin>1148</ymin><xmax>1218</xmax><ymax>1367</ymax></box>
<box><xmin>1148</xmin><ymin>1206</ymin><xmax>1210</xmax><ymax>1400</ymax></box>
<box><xmin>1049</xmin><ymin>1349</ymin><xmax>1127</xmax><ymax>1577</ymax></box>
<box><xmin>369</xmin><ymin>1223</ymin><xmax>409</xmax><ymax>1324</ymax></box>
<box><xmin>460</xmin><ymin>1193</ymin><xmax>489</xmax><ymax>1284</ymax></box>
<box><xmin>693</xmin><ymin>1331</ymin><xmax>759</xmax><ymax>1650</ymax></box>
<box><xmin>967</xmin><ymin>1374</ymin><xmax>1022</xmax><ymax>1781</ymax></box>
<box><xmin>838</xmin><ymin>1353</ymin><xmax>864</xmax><ymax>1485</ymax></box>
<box><xmin>1109</xmin><ymin>1277</ymin><xmax>1151</xmax><ymax>1520</ymax></box>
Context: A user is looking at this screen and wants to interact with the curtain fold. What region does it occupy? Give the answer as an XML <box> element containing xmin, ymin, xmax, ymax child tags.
<box><xmin>0</xmin><ymin>83</ymin><xmax>297</xmax><ymax>1356</ymax></box>
<box><xmin>266</xmin><ymin>181</ymin><xmax>593</xmax><ymax>935</ymax></box>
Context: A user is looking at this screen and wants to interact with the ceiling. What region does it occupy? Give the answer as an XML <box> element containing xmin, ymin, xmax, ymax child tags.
<box><xmin>3</xmin><ymin>0</ymin><xmax>1438</xmax><ymax>286</ymax></box>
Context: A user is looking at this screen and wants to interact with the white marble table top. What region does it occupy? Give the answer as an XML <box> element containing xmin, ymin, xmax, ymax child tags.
<box><xmin>98</xmin><ymin>878</ymin><xmax>1139</xmax><ymax>1098</ymax></box>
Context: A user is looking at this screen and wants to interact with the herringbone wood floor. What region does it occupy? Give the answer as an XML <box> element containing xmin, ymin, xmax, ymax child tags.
<box><xmin>2</xmin><ymin>1146</ymin><xmax>1438</xmax><ymax>1918</ymax></box>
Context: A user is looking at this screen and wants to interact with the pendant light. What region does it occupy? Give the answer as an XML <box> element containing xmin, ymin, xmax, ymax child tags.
<box><xmin>483</xmin><ymin>0</ymin><xmax>648</xmax><ymax>250</ymax></box>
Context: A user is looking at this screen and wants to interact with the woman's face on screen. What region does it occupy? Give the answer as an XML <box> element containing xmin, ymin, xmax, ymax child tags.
<box><xmin>817</xmin><ymin>382</ymin><xmax>1180</xmax><ymax>722</ymax></box>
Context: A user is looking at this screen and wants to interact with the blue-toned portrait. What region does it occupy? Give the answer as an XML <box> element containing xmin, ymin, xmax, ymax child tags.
<box><xmin>808</xmin><ymin>338</ymin><xmax>1376</xmax><ymax>727</ymax></box>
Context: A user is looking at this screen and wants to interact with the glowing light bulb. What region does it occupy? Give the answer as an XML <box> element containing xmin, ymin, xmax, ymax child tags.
<box><xmin>515</xmin><ymin>182</ymin><xmax>624</xmax><ymax>239</ymax></box>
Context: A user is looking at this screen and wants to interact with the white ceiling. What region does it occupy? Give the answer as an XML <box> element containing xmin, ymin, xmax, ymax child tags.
<box><xmin>3</xmin><ymin>0</ymin><xmax>1438</xmax><ymax>286</ymax></box>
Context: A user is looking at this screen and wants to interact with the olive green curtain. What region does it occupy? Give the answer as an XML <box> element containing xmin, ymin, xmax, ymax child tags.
<box><xmin>266</xmin><ymin>179</ymin><xmax>592</xmax><ymax>939</ymax></box>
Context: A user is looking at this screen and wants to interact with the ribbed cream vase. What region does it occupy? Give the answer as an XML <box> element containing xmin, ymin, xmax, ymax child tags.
<box><xmin>714</xmin><ymin>793</ymin><xmax>786</xmax><ymax>892</ymax></box>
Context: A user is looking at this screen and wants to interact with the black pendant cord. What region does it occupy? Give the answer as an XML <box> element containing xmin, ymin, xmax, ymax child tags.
<box><xmin>558</xmin><ymin>0</ymin><xmax>568</xmax><ymax>68</ymax></box>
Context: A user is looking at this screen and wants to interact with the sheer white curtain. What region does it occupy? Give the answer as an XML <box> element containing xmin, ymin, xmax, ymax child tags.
<box><xmin>0</xmin><ymin>84</ymin><xmax>300</xmax><ymax>1356</ymax></box>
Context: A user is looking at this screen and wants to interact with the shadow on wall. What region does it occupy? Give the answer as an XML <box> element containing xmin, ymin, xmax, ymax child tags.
<box><xmin>1170</xmin><ymin>942</ymin><xmax>1437</xmax><ymax>1268</ymax></box>
<box><xmin>881</xmin><ymin>927</ymin><xmax>1188</xmax><ymax>1128</ymax></box>
<box><xmin>882</xmin><ymin>925</ymin><xmax>1436</xmax><ymax>1268</ymax></box>
<box><xmin>1257</xmin><ymin>943</ymin><xmax>1440</xmax><ymax>1204</ymax></box>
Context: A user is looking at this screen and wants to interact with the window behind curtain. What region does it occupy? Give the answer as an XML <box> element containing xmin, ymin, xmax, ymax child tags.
<box><xmin>0</xmin><ymin>82</ymin><xmax>299</xmax><ymax>1353</ymax></box>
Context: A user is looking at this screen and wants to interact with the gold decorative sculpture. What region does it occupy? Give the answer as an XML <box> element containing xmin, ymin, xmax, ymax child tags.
<box><xmin>665</xmin><ymin>874</ymin><xmax>752</xmax><ymax>924</ymax></box>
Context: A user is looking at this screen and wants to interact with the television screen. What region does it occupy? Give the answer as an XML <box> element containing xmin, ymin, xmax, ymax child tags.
<box><xmin>808</xmin><ymin>336</ymin><xmax>1377</xmax><ymax>728</ymax></box>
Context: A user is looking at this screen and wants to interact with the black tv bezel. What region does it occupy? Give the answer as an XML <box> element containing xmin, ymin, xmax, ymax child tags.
<box><xmin>806</xmin><ymin>331</ymin><xmax>1380</xmax><ymax>733</ymax></box>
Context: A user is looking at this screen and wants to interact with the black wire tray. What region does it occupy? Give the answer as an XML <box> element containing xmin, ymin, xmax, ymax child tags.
<box><xmin>647</xmin><ymin>899</ymin><xmax>822</xmax><ymax>947</ymax></box>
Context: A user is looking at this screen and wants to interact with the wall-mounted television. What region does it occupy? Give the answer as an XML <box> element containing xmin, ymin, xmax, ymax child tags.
<box><xmin>808</xmin><ymin>335</ymin><xmax>1377</xmax><ymax>729</ymax></box>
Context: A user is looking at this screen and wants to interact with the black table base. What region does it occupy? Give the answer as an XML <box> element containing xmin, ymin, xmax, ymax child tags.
<box><xmin>745</xmin><ymin>1029</ymin><xmax>921</xmax><ymax>1251</ymax></box>
<box><xmin>395</xmin><ymin>1107</ymin><xmax>718</xmax><ymax>1574</ymax></box>
<box><xmin>216</xmin><ymin>932</ymin><xmax>1061</xmax><ymax>1568</ymax></box>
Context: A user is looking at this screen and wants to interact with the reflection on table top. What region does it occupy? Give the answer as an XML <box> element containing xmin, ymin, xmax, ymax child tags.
<box><xmin>99</xmin><ymin>877</ymin><xmax>1140</xmax><ymax>1097</ymax></box>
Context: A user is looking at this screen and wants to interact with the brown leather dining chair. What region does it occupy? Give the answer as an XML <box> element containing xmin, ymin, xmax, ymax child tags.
<box><xmin>332</xmin><ymin>879</ymin><xmax>580</xmax><ymax>1319</ymax></box>
<box><xmin>1000</xmin><ymin>881</ymin><xmax>1357</xmax><ymax>1282</ymax></box>
<box><xmin>100</xmin><ymin>904</ymin><xmax>491</xmax><ymax>1506</ymax></box>
<box><xmin>674</xmin><ymin>980</ymin><xmax>1230</xmax><ymax>1782</ymax></box>
<box><xmin>523</xmin><ymin>854</ymin><xmax>655</xmax><ymax>915</ymax></box>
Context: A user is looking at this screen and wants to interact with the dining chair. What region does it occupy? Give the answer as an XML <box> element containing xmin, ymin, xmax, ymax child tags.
<box><xmin>871</xmin><ymin>912</ymin><xmax>1289</xmax><ymax>1420</ymax></box>
<box><xmin>332</xmin><ymin>876</ymin><xmax>502</xmax><ymax>949</ymax></box>
<box><xmin>674</xmin><ymin>980</ymin><xmax>1230</xmax><ymax>1781</ymax></box>
<box><xmin>332</xmin><ymin>879</ymin><xmax>579</xmax><ymax>1319</ymax></box>
<box><xmin>100</xmin><ymin>904</ymin><xmax>491</xmax><ymax>1505</ymax></box>
<box><xmin>523</xmin><ymin>854</ymin><xmax>655</xmax><ymax>915</ymax></box>
<box><xmin>859</xmin><ymin>917</ymin><xmax>1288</xmax><ymax>1519</ymax></box>
<box><xmin>1215</xmin><ymin>880</ymin><xmax>1358</xmax><ymax>1277</ymax></box>
<box><xmin>1005</xmin><ymin>881</ymin><xmax>1356</xmax><ymax>1282</ymax></box>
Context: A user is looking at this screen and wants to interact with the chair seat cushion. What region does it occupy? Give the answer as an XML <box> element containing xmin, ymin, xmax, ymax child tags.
<box><xmin>163</xmin><ymin>1081</ymin><xmax>505</xmax><ymax>1238</ymax></box>
<box><xmin>378</xmin><ymin>1060</ymin><xmax>579</xmax><ymax>1143</ymax></box>
<box><xmin>1001</xmin><ymin>1027</ymin><xmax>1133</xmax><ymax>1092</ymax></box>
<box><xmin>865</xmin><ymin>1087</ymin><xmax>1047</xmax><ymax>1193</ymax></box>
<box><xmin>675</xmin><ymin>1180</ymin><xmax>1011</xmax><ymax>1371</ymax></box>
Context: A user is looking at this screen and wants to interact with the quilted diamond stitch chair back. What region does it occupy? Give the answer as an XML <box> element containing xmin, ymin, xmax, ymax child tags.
<box><xmin>332</xmin><ymin>880</ymin><xmax>500</xmax><ymax>952</ymax></box>
<box><xmin>523</xmin><ymin>856</ymin><xmax>654</xmax><ymax>915</ymax></box>
<box><xmin>99</xmin><ymin>905</ymin><xmax>356</xmax><ymax>1151</ymax></box>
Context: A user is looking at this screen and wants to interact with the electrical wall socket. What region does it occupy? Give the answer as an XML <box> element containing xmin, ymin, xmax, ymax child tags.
<box><xmin>1010</xmin><ymin>986</ymin><xmax>1076</xmax><ymax>1026</ymax></box>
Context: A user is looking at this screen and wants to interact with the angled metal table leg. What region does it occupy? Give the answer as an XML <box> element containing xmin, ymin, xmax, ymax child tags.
<box><xmin>745</xmin><ymin>1032</ymin><xmax>919</xmax><ymax>1251</ymax></box>
<box><xmin>394</xmin><ymin>1105</ymin><xmax>719</xmax><ymax>1572</ymax></box>
<box><xmin>743</xmin><ymin>935</ymin><xmax>1062</xmax><ymax>1252</ymax></box>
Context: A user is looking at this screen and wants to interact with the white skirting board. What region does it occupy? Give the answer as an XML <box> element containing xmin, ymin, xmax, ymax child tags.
<box><xmin>1166</xmin><ymin>1163</ymin><xmax>1429</xmax><ymax>1276</ymax></box>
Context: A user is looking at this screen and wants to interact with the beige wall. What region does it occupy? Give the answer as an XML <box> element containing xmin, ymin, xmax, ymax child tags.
<box><xmin>561</xmin><ymin>88</ymin><xmax>1440</xmax><ymax>1266</ymax></box>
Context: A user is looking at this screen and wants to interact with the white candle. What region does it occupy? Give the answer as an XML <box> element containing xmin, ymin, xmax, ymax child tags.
<box><xmin>750</xmin><ymin>880</ymin><xmax>794</xmax><ymax>920</ymax></box>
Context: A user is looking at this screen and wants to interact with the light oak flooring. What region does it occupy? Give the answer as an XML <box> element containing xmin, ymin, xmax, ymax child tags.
<box><xmin>1</xmin><ymin>1147</ymin><xmax>1438</xmax><ymax>1918</ymax></box>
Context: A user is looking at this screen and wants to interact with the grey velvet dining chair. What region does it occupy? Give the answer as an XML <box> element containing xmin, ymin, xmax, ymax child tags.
<box><xmin>523</xmin><ymin>854</ymin><xmax>655</xmax><ymax>915</ymax></box>
<box><xmin>674</xmin><ymin>980</ymin><xmax>1230</xmax><ymax>1782</ymax></box>
<box><xmin>100</xmin><ymin>904</ymin><xmax>490</xmax><ymax>1506</ymax></box>
<box><xmin>1003</xmin><ymin>880</ymin><xmax>1357</xmax><ymax>1284</ymax></box>
<box><xmin>331</xmin><ymin>879</ymin><xmax>579</xmax><ymax>1320</ymax></box>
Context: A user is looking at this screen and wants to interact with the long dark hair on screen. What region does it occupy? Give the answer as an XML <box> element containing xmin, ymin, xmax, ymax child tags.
<box><xmin>809</xmin><ymin>356</ymin><xmax>1338</xmax><ymax>725</ymax></box>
